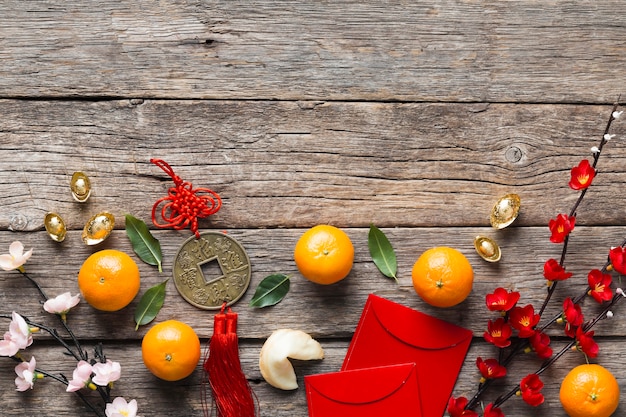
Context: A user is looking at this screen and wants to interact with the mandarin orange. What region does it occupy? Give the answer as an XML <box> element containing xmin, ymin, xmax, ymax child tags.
<box><xmin>411</xmin><ymin>246</ymin><xmax>474</xmax><ymax>307</ymax></box>
<box><xmin>141</xmin><ymin>320</ymin><xmax>201</xmax><ymax>381</ymax></box>
<box><xmin>77</xmin><ymin>249</ymin><xmax>140</xmax><ymax>311</ymax></box>
<box><xmin>560</xmin><ymin>364</ymin><xmax>619</xmax><ymax>417</ymax></box>
<box><xmin>294</xmin><ymin>225</ymin><xmax>354</xmax><ymax>285</ymax></box>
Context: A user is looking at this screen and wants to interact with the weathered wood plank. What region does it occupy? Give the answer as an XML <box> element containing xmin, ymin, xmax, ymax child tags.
<box><xmin>1</xmin><ymin>101</ymin><xmax>625</xmax><ymax>231</ymax></box>
<box><xmin>0</xmin><ymin>338</ymin><xmax>623</xmax><ymax>417</ymax></box>
<box><xmin>0</xmin><ymin>225</ymin><xmax>623</xmax><ymax>340</ymax></box>
<box><xmin>2</xmin><ymin>1</ymin><xmax>625</xmax><ymax>416</ymax></box>
<box><xmin>0</xmin><ymin>1</ymin><xmax>625</xmax><ymax>102</ymax></box>
<box><xmin>2</xmin><ymin>99</ymin><xmax>625</xmax><ymax>416</ymax></box>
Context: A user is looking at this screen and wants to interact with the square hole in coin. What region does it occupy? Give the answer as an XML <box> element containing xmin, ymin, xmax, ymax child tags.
<box><xmin>199</xmin><ymin>257</ymin><xmax>225</xmax><ymax>285</ymax></box>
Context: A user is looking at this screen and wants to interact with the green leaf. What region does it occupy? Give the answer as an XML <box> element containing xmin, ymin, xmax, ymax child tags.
<box><xmin>249</xmin><ymin>274</ymin><xmax>290</xmax><ymax>308</ymax></box>
<box><xmin>134</xmin><ymin>279</ymin><xmax>168</xmax><ymax>331</ymax></box>
<box><xmin>368</xmin><ymin>224</ymin><xmax>398</xmax><ymax>281</ymax></box>
<box><xmin>125</xmin><ymin>214</ymin><xmax>163</xmax><ymax>273</ymax></box>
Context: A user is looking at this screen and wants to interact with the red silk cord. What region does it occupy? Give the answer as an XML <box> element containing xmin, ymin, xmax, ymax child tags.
<box><xmin>203</xmin><ymin>303</ymin><xmax>257</xmax><ymax>417</ymax></box>
<box><xmin>150</xmin><ymin>159</ymin><xmax>222</xmax><ymax>238</ymax></box>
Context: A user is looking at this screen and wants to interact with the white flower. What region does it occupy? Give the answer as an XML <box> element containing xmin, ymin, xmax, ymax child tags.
<box><xmin>105</xmin><ymin>397</ymin><xmax>138</xmax><ymax>417</ymax></box>
<box><xmin>43</xmin><ymin>292</ymin><xmax>80</xmax><ymax>317</ymax></box>
<box><xmin>66</xmin><ymin>360</ymin><xmax>93</xmax><ymax>392</ymax></box>
<box><xmin>9</xmin><ymin>312</ymin><xmax>34</xmax><ymax>349</ymax></box>
<box><xmin>0</xmin><ymin>241</ymin><xmax>33</xmax><ymax>271</ymax></box>
<box><xmin>613</xmin><ymin>110</ymin><xmax>623</xmax><ymax>119</ymax></box>
<box><xmin>92</xmin><ymin>360</ymin><xmax>121</xmax><ymax>386</ymax></box>
<box><xmin>0</xmin><ymin>312</ymin><xmax>34</xmax><ymax>356</ymax></box>
<box><xmin>0</xmin><ymin>332</ymin><xmax>19</xmax><ymax>357</ymax></box>
<box><xmin>14</xmin><ymin>357</ymin><xmax>37</xmax><ymax>391</ymax></box>
<box><xmin>604</xmin><ymin>133</ymin><xmax>616</xmax><ymax>141</ymax></box>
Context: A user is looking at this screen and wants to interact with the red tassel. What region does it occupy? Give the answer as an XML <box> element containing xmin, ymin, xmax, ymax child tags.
<box><xmin>203</xmin><ymin>303</ymin><xmax>257</xmax><ymax>417</ymax></box>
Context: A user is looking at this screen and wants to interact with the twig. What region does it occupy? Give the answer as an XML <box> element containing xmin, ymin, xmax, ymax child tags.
<box><xmin>8</xmin><ymin>356</ymin><xmax>106</xmax><ymax>417</ymax></box>
<box><xmin>492</xmin><ymin>291</ymin><xmax>624</xmax><ymax>408</ymax></box>
<box><xmin>463</xmin><ymin>101</ymin><xmax>623</xmax><ymax>412</ymax></box>
<box><xmin>19</xmin><ymin>270</ymin><xmax>88</xmax><ymax>361</ymax></box>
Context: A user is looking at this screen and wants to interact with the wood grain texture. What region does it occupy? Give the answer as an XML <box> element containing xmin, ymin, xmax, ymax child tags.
<box><xmin>0</xmin><ymin>338</ymin><xmax>624</xmax><ymax>417</ymax></box>
<box><xmin>0</xmin><ymin>224</ymin><xmax>624</xmax><ymax>415</ymax></box>
<box><xmin>2</xmin><ymin>1</ymin><xmax>626</xmax><ymax>416</ymax></box>
<box><xmin>1</xmin><ymin>101</ymin><xmax>625</xmax><ymax>231</ymax></box>
<box><xmin>0</xmin><ymin>226</ymin><xmax>623</xmax><ymax>339</ymax></box>
<box><xmin>0</xmin><ymin>1</ymin><xmax>624</xmax><ymax>102</ymax></box>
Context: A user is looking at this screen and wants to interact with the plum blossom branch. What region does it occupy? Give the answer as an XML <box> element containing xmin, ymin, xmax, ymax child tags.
<box><xmin>0</xmin><ymin>243</ymin><xmax>138</xmax><ymax>417</ymax></box>
<box><xmin>8</xmin><ymin>355</ymin><xmax>106</xmax><ymax>417</ymax></box>
<box><xmin>539</xmin><ymin>102</ymin><xmax>620</xmax><ymax>317</ymax></box>
<box><xmin>453</xmin><ymin>102</ymin><xmax>624</xmax><ymax>417</ymax></box>
<box><xmin>491</xmin><ymin>290</ymin><xmax>624</xmax><ymax>409</ymax></box>
<box><xmin>0</xmin><ymin>313</ymin><xmax>79</xmax><ymax>361</ymax></box>
<box><xmin>19</xmin><ymin>270</ymin><xmax>88</xmax><ymax>361</ymax></box>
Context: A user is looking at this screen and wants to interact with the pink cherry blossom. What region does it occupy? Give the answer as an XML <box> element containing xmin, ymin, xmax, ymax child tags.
<box><xmin>0</xmin><ymin>241</ymin><xmax>33</xmax><ymax>271</ymax></box>
<box><xmin>9</xmin><ymin>312</ymin><xmax>34</xmax><ymax>348</ymax></box>
<box><xmin>14</xmin><ymin>357</ymin><xmax>37</xmax><ymax>391</ymax></box>
<box><xmin>0</xmin><ymin>312</ymin><xmax>34</xmax><ymax>356</ymax></box>
<box><xmin>105</xmin><ymin>397</ymin><xmax>138</xmax><ymax>417</ymax></box>
<box><xmin>43</xmin><ymin>292</ymin><xmax>80</xmax><ymax>317</ymax></box>
<box><xmin>0</xmin><ymin>332</ymin><xmax>20</xmax><ymax>357</ymax></box>
<box><xmin>66</xmin><ymin>360</ymin><xmax>93</xmax><ymax>392</ymax></box>
<box><xmin>92</xmin><ymin>360</ymin><xmax>121</xmax><ymax>386</ymax></box>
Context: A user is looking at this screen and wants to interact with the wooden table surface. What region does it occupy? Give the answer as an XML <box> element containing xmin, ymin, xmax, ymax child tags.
<box><xmin>2</xmin><ymin>1</ymin><xmax>626</xmax><ymax>416</ymax></box>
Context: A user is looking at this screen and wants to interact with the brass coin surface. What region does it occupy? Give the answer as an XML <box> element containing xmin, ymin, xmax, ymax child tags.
<box><xmin>173</xmin><ymin>231</ymin><xmax>251</xmax><ymax>310</ymax></box>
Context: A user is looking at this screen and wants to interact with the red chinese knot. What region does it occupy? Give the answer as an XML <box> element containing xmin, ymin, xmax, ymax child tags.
<box><xmin>150</xmin><ymin>159</ymin><xmax>222</xmax><ymax>238</ymax></box>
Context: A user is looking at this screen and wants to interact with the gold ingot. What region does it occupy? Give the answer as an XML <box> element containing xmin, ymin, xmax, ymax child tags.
<box><xmin>490</xmin><ymin>193</ymin><xmax>521</xmax><ymax>229</ymax></box>
<box><xmin>82</xmin><ymin>212</ymin><xmax>115</xmax><ymax>245</ymax></box>
<box><xmin>70</xmin><ymin>172</ymin><xmax>91</xmax><ymax>202</ymax></box>
<box><xmin>474</xmin><ymin>236</ymin><xmax>501</xmax><ymax>262</ymax></box>
<box><xmin>44</xmin><ymin>212</ymin><xmax>67</xmax><ymax>242</ymax></box>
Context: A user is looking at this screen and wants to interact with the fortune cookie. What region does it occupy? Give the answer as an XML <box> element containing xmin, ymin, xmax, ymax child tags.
<box><xmin>259</xmin><ymin>329</ymin><xmax>324</xmax><ymax>390</ymax></box>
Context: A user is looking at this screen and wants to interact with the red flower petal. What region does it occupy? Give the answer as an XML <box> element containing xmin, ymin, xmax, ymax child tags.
<box><xmin>483</xmin><ymin>318</ymin><xmax>513</xmax><ymax>348</ymax></box>
<box><xmin>509</xmin><ymin>304</ymin><xmax>540</xmax><ymax>338</ymax></box>
<box><xmin>576</xmin><ymin>327</ymin><xmax>599</xmax><ymax>358</ymax></box>
<box><xmin>569</xmin><ymin>159</ymin><xmax>596</xmax><ymax>190</ymax></box>
<box><xmin>587</xmin><ymin>269</ymin><xmax>613</xmax><ymax>303</ymax></box>
<box><xmin>447</xmin><ymin>396</ymin><xmax>479</xmax><ymax>417</ymax></box>
<box><xmin>529</xmin><ymin>331</ymin><xmax>552</xmax><ymax>359</ymax></box>
<box><xmin>609</xmin><ymin>246</ymin><xmax>626</xmax><ymax>275</ymax></box>
<box><xmin>483</xmin><ymin>403</ymin><xmax>505</xmax><ymax>417</ymax></box>
<box><xmin>486</xmin><ymin>287</ymin><xmax>520</xmax><ymax>312</ymax></box>
<box><xmin>548</xmin><ymin>214</ymin><xmax>576</xmax><ymax>243</ymax></box>
<box><xmin>520</xmin><ymin>374</ymin><xmax>544</xmax><ymax>406</ymax></box>
<box><xmin>562</xmin><ymin>297</ymin><xmax>584</xmax><ymax>337</ymax></box>
<box><xmin>543</xmin><ymin>258</ymin><xmax>573</xmax><ymax>281</ymax></box>
<box><xmin>476</xmin><ymin>357</ymin><xmax>507</xmax><ymax>380</ymax></box>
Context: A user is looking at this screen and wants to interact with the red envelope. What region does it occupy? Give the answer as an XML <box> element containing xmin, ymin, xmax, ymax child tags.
<box><xmin>305</xmin><ymin>363</ymin><xmax>422</xmax><ymax>417</ymax></box>
<box><xmin>342</xmin><ymin>294</ymin><xmax>472</xmax><ymax>417</ymax></box>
